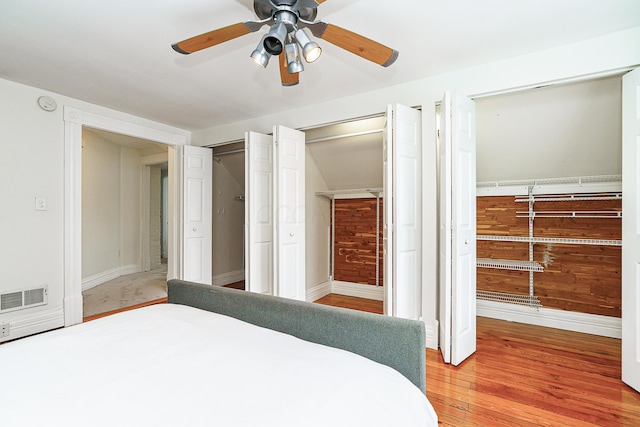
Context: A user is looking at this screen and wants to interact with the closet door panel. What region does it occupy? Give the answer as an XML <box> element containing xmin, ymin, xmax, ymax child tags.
<box><xmin>622</xmin><ymin>66</ymin><xmax>640</xmax><ymax>393</ymax></box>
<box><xmin>183</xmin><ymin>145</ymin><xmax>212</xmax><ymax>284</ymax></box>
<box><xmin>384</xmin><ymin>103</ymin><xmax>422</xmax><ymax>319</ymax></box>
<box><xmin>439</xmin><ymin>91</ymin><xmax>477</xmax><ymax>366</ymax></box>
<box><xmin>245</xmin><ymin>131</ymin><xmax>274</xmax><ymax>295</ymax></box>
<box><xmin>275</xmin><ymin>125</ymin><xmax>306</xmax><ymax>300</ymax></box>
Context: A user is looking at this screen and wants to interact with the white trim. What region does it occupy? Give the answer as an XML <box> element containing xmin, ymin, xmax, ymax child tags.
<box><xmin>64</xmin><ymin>108</ymin><xmax>187</xmax><ymax>146</ymax></box>
<box><xmin>64</xmin><ymin>106</ymin><xmax>188</xmax><ymax>327</ymax></box>
<box><xmin>470</xmin><ymin>66</ymin><xmax>636</xmax><ymax>100</ymax></box>
<box><xmin>212</xmin><ymin>270</ymin><xmax>245</xmax><ymax>287</ymax></box>
<box><xmin>0</xmin><ymin>309</ymin><xmax>64</xmax><ymax>343</ymax></box>
<box><xmin>425</xmin><ymin>319</ymin><xmax>438</xmax><ymax>350</ymax></box>
<box><xmin>81</xmin><ymin>264</ymin><xmax>143</xmax><ymax>291</ymax></box>
<box><xmin>331</xmin><ymin>280</ymin><xmax>384</xmax><ymax>301</ymax></box>
<box><xmin>306</xmin><ymin>281</ymin><xmax>331</xmax><ymax>302</ymax></box>
<box><xmin>477</xmin><ymin>299</ymin><xmax>621</xmax><ymax>339</ymax></box>
<box><xmin>477</xmin><ymin>176</ymin><xmax>622</xmax><ymax>197</ymax></box>
<box><xmin>82</xmin><ymin>267</ymin><xmax>121</xmax><ymax>291</ymax></box>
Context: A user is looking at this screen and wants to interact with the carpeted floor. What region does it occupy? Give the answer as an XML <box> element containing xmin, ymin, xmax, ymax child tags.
<box><xmin>82</xmin><ymin>265</ymin><xmax>168</xmax><ymax>318</ymax></box>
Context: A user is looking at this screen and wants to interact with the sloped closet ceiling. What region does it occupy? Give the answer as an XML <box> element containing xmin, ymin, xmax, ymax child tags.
<box><xmin>217</xmin><ymin>152</ymin><xmax>245</xmax><ymax>189</ymax></box>
<box><xmin>213</xmin><ymin>142</ymin><xmax>245</xmax><ymax>189</ymax></box>
<box><xmin>304</xmin><ymin>116</ymin><xmax>385</xmax><ymax>190</ymax></box>
<box><xmin>476</xmin><ymin>75</ymin><xmax>622</xmax><ymax>182</ymax></box>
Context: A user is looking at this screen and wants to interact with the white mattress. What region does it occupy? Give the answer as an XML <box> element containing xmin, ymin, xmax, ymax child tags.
<box><xmin>0</xmin><ymin>304</ymin><xmax>437</xmax><ymax>426</ymax></box>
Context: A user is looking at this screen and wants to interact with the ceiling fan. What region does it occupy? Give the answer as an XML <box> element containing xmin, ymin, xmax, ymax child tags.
<box><xmin>172</xmin><ymin>0</ymin><xmax>398</xmax><ymax>86</ymax></box>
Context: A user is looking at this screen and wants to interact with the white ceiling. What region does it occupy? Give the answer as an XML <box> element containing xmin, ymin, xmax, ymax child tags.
<box><xmin>1</xmin><ymin>1</ymin><xmax>639</xmax><ymax>131</ymax></box>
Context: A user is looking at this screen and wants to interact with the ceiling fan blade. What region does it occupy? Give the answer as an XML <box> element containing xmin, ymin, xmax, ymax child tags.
<box><xmin>172</xmin><ymin>21</ymin><xmax>262</xmax><ymax>55</ymax></box>
<box><xmin>279</xmin><ymin>53</ymin><xmax>299</xmax><ymax>86</ymax></box>
<box><xmin>307</xmin><ymin>22</ymin><xmax>398</xmax><ymax>67</ymax></box>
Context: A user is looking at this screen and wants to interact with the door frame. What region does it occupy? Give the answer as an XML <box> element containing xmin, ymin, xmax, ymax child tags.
<box><xmin>63</xmin><ymin>106</ymin><xmax>187</xmax><ymax>326</ymax></box>
<box><xmin>141</xmin><ymin>153</ymin><xmax>170</xmax><ymax>273</ymax></box>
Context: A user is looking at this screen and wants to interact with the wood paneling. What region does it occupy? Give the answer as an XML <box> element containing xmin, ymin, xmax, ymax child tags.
<box><xmin>333</xmin><ymin>198</ymin><xmax>383</xmax><ymax>286</ymax></box>
<box><xmin>477</xmin><ymin>196</ymin><xmax>621</xmax><ymax>317</ymax></box>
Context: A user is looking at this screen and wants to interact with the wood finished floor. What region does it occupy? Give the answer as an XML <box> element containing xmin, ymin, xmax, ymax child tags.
<box><xmin>316</xmin><ymin>294</ymin><xmax>640</xmax><ymax>427</ymax></box>
<box><xmin>84</xmin><ymin>292</ymin><xmax>640</xmax><ymax>426</ymax></box>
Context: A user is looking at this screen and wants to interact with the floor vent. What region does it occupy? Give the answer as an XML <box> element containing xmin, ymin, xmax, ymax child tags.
<box><xmin>0</xmin><ymin>286</ymin><xmax>47</xmax><ymax>313</ymax></box>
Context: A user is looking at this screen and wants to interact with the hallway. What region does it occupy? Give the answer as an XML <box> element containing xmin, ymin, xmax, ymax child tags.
<box><xmin>82</xmin><ymin>265</ymin><xmax>167</xmax><ymax>318</ymax></box>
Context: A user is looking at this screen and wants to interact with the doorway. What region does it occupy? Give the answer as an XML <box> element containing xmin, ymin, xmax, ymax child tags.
<box><xmin>474</xmin><ymin>75</ymin><xmax>623</xmax><ymax>335</ymax></box>
<box><xmin>81</xmin><ymin>128</ymin><xmax>169</xmax><ymax>317</ymax></box>
<box><xmin>63</xmin><ymin>106</ymin><xmax>186</xmax><ymax>326</ymax></box>
<box><xmin>211</xmin><ymin>141</ymin><xmax>246</xmax><ymax>289</ymax></box>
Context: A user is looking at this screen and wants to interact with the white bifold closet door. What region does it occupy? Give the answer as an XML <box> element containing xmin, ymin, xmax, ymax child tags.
<box><xmin>439</xmin><ymin>91</ymin><xmax>476</xmax><ymax>366</ymax></box>
<box><xmin>245</xmin><ymin>131</ymin><xmax>274</xmax><ymax>295</ymax></box>
<box><xmin>182</xmin><ymin>145</ymin><xmax>213</xmax><ymax>285</ymax></box>
<box><xmin>245</xmin><ymin>126</ymin><xmax>306</xmax><ymax>301</ymax></box>
<box><xmin>622</xmin><ymin>66</ymin><xmax>640</xmax><ymax>393</ymax></box>
<box><xmin>383</xmin><ymin>104</ymin><xmax>422</xmax><ymax>319</ymax></box>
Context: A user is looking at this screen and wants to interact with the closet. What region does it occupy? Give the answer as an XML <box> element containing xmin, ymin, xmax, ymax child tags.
<box><xmin>474</xmin><ymin>74</ymin><xmax>623</xmax><ymax>334</ymax></box>
<box><xmin>208</xmin><ymin>115</ymin><xmax>387</xmax><ymax>300</ymax></box>
<box><xmin>211</xmin><ymin>142</ymin><xmax>246</xmax><ymax>287</ymax></box>
<box><xmin>307</xmin><ymin>116</ymin><xmax>386</xmax><ymax>300</ymax></box>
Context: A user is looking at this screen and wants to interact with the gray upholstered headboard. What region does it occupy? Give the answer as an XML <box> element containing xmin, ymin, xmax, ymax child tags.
<box><xmin>167</xmin><ymin>279</ymin><xmax>426</xmax><ymax>393</ymax></box>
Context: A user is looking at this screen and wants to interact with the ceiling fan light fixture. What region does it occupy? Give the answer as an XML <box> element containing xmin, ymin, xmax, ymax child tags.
<box><xmin>250</xmin><ymin>38</ymin><xmax>271</xmax><ymax>68</ymax></box>
<box><xmin>250</xmin><ymin>48</ymin><xmax>270</xmax><ymax>68</ymax></box>
<box><xmin>263</xmin><ymin>22</ymin><xmax>287</xmax><ymax>56</ymax></box>
<box><xmin>285</xmin><ymin>42</ymin><xmax>304</xmax><ymax>74</ymax></box>
<box><xmin>294</xmin><ymin>28</ymin><xmax>322</xmax><ymax>63</ymax></box>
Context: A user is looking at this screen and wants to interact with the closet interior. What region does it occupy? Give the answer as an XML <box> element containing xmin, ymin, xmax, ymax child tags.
<box><xmin>474</xmin><ymin>74</ymin><xmax>623</xmax><ymax>333</ymax></box>
<box><xmin>307</xmin><ymin>115</ymin><xmax>386</xmax><ymax>299</ymax></box>
<box><xmin>209</xmin><ymin>115</ymin><xmax>387</xmax><ymax>301</ymax></box>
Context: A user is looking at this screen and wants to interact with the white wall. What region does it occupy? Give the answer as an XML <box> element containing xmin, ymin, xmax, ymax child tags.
<box><xmin>476</xmin><ymin>75</ymin><xmax>622</xmax><ymax>182</ymax></box>
<box><xmin>0</xmin><ymin>79</ymin><xmax>67</xmax><ymax>337</ymax></box>
<box><xmin>82</xmin><ymin>131</ymin><xmax>122</xmax><ymax>279</ymax></box>
<box><xmin>119</xmin><ymin>146</ymin><xmax>142</xmax><ymax>270</ymax></box>
<box><xmin>149</xmin><ymin>165</ymin><xmax>162</xmax><ymax>270</ymax></box>
<box><xmin>0</xmin><ymin>77</ymin><xmax>189</xmax><ymax>341</ymax></box>
<box><xmin>212</xmin><ymin>157</ymin><xmax>245</xmax><ymax>284</ymax></box>
<box><xmin>82</xmin><ymin>132</ymin><xmax>148</xmax><ymax>285</ymax></box>
<box><xmin>305</xmin><ymin>147</ymin><xmax>331</xmax><ymax>297</ymax></box>
<box><xmin>192</xmin><ymin>26</ymin><xmax>640</xmax><ymax>348</ymax></box>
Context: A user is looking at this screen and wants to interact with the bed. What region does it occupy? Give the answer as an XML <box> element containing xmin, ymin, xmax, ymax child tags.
<box><xmin>0</xmin><ymin>279</ymin><xmax>438</xmax><ymax>426</ymax></box>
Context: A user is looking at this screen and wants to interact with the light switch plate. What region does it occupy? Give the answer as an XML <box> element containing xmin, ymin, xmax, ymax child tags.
<box><xmin>35</xmin><ymin>196</ymin><xmax>47</xmax><ymax>211</ymax></box>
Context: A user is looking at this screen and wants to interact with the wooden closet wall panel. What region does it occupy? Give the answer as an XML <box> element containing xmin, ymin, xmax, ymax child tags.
<box><xmin>533</xmin><ymin>244</ymin><xmax>621</xmax><ymax>317</ymax></box>
<box><xmin>477</xmin><ymin>195</ymin><xmax>621</xmax><ymax>318</ymax></box>
<box><xmin>477</xmin><ymin>196</ymin><xmax>529</xmax><ymax>237</ymax></box>
<box><xmin>333</xmin><ymin>198</ymin><xmax>383</xmax><ymax>286</ymax></box>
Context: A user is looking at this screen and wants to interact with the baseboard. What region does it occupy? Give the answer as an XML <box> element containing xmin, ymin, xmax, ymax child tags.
<box><xmin>212</xmin><ymin>270</ymin><xmax>245</xmax><ymax>287</ymax></box>
<box><xmin>82</xmin><ymin>264</ymin><xmax>142</xmax><ymax>291</ymax></box>
<box><xmin>331</xmin><ymin>281</ymin><xmax>384</xmax><ymax>301</ymax></box>
<box><xmin>425</xmin><ymin>319</ymin><xmax>438</xmax><ymax>350</ymax></box>
<box><xmin>307</xmin><ymin>281</ymin><xmax>331</xmax><ymax>302</ymax></box>
<box><xmin>120</xmin><ymin>264</ymin><xmax>141</xmax><ymax>276</ymax></box>
<box><xmin>82</xmin><ymin>267</ymin><xmax>121</xmax><ymax>291</ymax></box>
<box><xmin>477</xmin><ymin>300</ymin><xmax>621</xmax><ymax>338</ymax></box>
<box><xmin>0</xmin><ymin>308</ymin><xmax>65</xmax><ymax>343</ymax></box>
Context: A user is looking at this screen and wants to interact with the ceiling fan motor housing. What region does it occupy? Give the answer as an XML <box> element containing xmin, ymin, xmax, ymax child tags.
<box><xmin>254</xmin><ymin>0</ymin><xmax>318</xmax><ymax>21</ymax></box>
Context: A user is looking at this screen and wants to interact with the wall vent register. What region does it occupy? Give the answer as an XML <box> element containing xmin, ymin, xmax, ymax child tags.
<box><xmin>0</xmin><ymin>286</ymin><xmax>48</xmax><ymax>313</ymax></box>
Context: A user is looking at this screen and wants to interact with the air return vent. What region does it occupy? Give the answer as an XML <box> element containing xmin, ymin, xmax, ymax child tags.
<box><xmin>0</xmin><ymin>286</ymin><xmax>47</xmax><ymax>313</ymax></box>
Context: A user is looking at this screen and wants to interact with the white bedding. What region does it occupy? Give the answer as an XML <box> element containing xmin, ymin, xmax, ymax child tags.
<box><xmin>0</xmin><ymin>304</ymin><xmax>437</xmax><ymax>426</ymax></box>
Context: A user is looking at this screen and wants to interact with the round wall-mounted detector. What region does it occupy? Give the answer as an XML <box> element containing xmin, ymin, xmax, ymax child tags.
<box><xmin>37</xmin><ymin>96</ymin><xmax>57</xmax><ymax>112</ymax></box>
